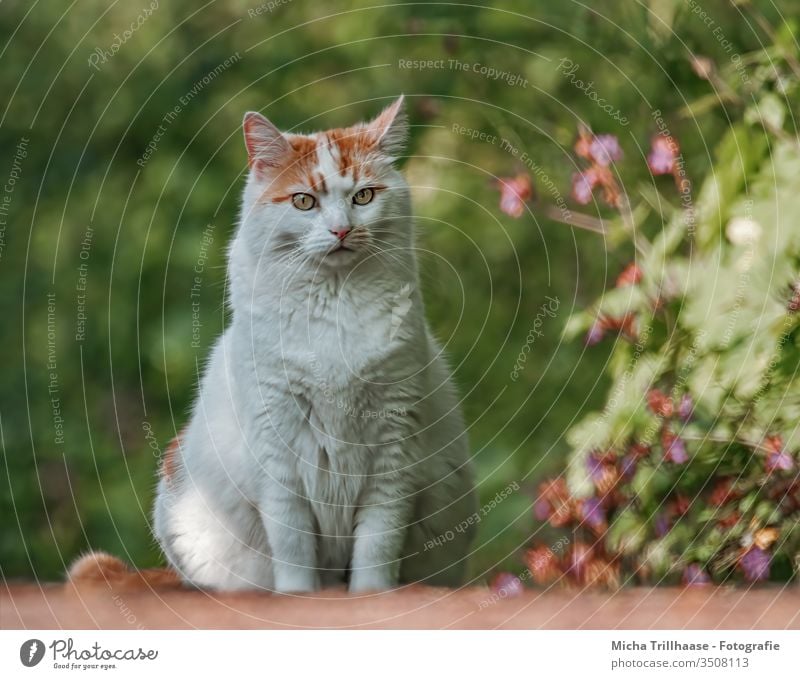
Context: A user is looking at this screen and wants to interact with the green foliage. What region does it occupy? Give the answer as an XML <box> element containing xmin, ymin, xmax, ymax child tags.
<box><xmin>1</xmin><ymin>0</ymin><xmax>797</xmax><ymax>583</ymax></box>
<box><xmin>532</xmin><ymin>34</ymin><xmax>800</xmax><ymax>586</ymax></box>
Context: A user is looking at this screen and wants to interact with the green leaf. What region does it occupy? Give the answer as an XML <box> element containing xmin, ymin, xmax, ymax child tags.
<box><xmin>607</xmin><ymin>509</ymin><xmax>648</xmax><ymax>555</ymax></box>
<box><xmin>744</xmin><ymin>92</ymin><xmax>786</xmax><ymax>132</ymax></box>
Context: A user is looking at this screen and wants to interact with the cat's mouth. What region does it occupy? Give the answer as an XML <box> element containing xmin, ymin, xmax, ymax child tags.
<box><xmin>328</xmin><ymin>243</ymin><xmax>355</xmax><ymax>255</ymax></box>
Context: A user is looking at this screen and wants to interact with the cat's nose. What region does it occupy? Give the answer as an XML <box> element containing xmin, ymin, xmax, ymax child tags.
<box><xmin>329</xmin><ymin>226</ymin><xmax>351</xmax><ymax>240</ymax></box>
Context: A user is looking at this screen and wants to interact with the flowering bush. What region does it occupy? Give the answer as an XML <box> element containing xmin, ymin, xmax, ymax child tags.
<box><xmin>495</xmin><ymin>46</ymin><xmax>799</xmax><ymax>588</ymax></box>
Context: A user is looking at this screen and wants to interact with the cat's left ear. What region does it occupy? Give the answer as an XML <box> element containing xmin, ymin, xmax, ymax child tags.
<box><xmin>243</xmin><ymin>111</ymin><xmax>290</xmax><ymax>175</ymax></box>
<box><xmin>368</xmin><ymin>95</ymin><xmax>408</xmax><ymax>157</ymax></box>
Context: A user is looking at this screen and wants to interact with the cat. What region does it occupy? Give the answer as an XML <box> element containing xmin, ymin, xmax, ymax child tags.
<box><xmin>70</xmin><ymin>96</ymin><xmax>477</xmax><ymax>593</ymax></box>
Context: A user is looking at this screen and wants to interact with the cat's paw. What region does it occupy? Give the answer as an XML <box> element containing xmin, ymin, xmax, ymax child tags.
<box><xmin>348</xmin><ymin>570</ymin><xmax>397</xmax><ymax>593</ymax></box>
<box><xmin>273</xmin><ymin>571</ymin><xmax>320</xmax><ymax>593</ymax></box>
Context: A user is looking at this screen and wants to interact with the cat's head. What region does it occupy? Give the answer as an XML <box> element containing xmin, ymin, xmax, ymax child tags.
<box><xmin>239</xmin><ymin>96</ymin><xmax>411</xmax><ymax>270</ymax></box>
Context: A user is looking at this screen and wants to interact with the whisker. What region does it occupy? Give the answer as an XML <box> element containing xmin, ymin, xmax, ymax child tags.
<box><xmin>359</xmin><ymin>244</ymin><xmax>419</xmax><ymax>281</ymax></box>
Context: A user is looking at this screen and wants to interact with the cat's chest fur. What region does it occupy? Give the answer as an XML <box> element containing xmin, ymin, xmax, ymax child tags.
<box><xmin>274</xmin><ymin>282</ymin><xmax>409</xmax><ymax>454</ymax></box>
<box><xmin>248</xmin><ymin>280</ymin><xmax>417</xmax><ymax>570</ymax></box>
<box><xmin>274</xmin><ymin>276</ymin><xmax>413</xmax><ymax>385</ymax></box>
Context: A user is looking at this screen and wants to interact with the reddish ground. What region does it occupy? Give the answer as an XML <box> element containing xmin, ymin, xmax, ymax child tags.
<box><xmin>2</xmin><ymin>583</ymin><xmax>798</xmax><ymax>629</ymax></box>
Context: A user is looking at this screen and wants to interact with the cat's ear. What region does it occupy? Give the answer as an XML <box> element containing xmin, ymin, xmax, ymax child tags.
<box><xmin>367</xmin><ymin>95</ymin><xmax>408</xmax><ymax>157</ymax></box>
<box><xmin>243</xmin><ymin>112</ymin><xmax>290</xmax><ymax>174</ymax></box>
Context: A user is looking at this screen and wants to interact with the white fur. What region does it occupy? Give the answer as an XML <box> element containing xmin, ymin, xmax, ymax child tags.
<box><xmin>153</xmin><ymin>99</ymin><xmax>477</xmax><ymax>592</ymax></box>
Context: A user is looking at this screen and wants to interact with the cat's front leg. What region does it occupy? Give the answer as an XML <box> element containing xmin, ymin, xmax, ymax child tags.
<box><xmin>259</xmin><ymin>475</ymin><xmax>320</xmax><ymax>593</ymax></box>
<box><xmin>349</xmin><ymin>473</ymin><xmax>414</xmax><ymax>592</ymax></box>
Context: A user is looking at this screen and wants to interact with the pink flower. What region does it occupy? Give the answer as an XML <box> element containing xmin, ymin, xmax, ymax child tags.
<box><xmin>571</xmin><ymin>169</ymin><xmax>597</xmax><ymax>205</ymax></box>
<box><xmin>788</xmin><ymin>281</ymin><xmax>800</xmax><ymax>313</ymax></box>
<box><xmin>648</xmin><ymin>389</ymin><xmax>674</xmax><ymax>418</ymax></box>
<box><xmin>678</xmin><ymin>394</ymin><xmax>694</xmax><ymax>422</ymax></box>
<box><xmin>616</xmin><ymin>262</ymin><xmax>643</xmax><ymax>287</ymax></box>
<box><xmin>525</xmin><ymin>546</ymin><xmax>561</xmax><ymax>585</ymax></box>
<box><xmin>574</xmin><ymin>128</ymin><xmax>593</xmax><ymax>159</ymax></box>
<box><xmin>496</xmin><ymin>174</ymin><xmax>532</xmax><ymax>218</ymax></box>
<box><xmin>662</xmin><ymin>430</ymin><xmax>688</xmax><ymax>464</ymax></box>
<box><xmin>571</xmin><ymin>126</ymin><xmax>624</xmax><ymax>207</ymax></box>
<box><xmin>766</xmin><ymin>449</ymin><xmax>794</xmax><ymax>473</ymax></box>
<box><xmin>584</xmin><ymin>320</ymin><xmax>605</xmax><ymax>346</ymax></box>
<box><xmin>647</xmin><ymin>134</ymin><xmax>680</xmax><ymax>175</ymax></box>
<box><xmin>534</xmin><ymin>498</ymin><xmax>551</xmax><ymax>521</ymax></box>
<box><xmin>764</xmin><ymin>434</ymin><xmax>794</xmax><ymax>473</ymax></box>
<box><xmin>588</xmin><ymin>134</ymin><xmax>622</xmax><ymax>166</ymax></box>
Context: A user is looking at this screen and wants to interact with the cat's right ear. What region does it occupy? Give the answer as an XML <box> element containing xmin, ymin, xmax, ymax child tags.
<box><xmin>243</xmin><ymin>112</ymin><xmax>290</xmax><ymax>175</ymax></box>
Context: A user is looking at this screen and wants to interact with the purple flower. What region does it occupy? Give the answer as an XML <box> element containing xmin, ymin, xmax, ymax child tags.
<box><xmin>580</xmin><ymin>497</ymin><xmax>606</xmax><ymax>529</ymax></box>
<box><xmin>682</xmin><ymin>564</ymin><xmax>711</xmax><ymax>587</ymax></box>
<box><xmin>585</xmin><ymin>321</ymin><xmax>605</xmax><ymax>346</ymax></box>
<box><xmin>496</xmin><ymin>174</ymin><xmax>532</xmax><ymax>218</ymax></box>
<box><xmin>765</xmin><ymin>449</ymin><xmax>794</xmax><ymax>473</ymax></box>
<box><xmin>586</xmin><ymin>452</ymin><xmax>605</xmax><ymax>482</ymax></box>
<box><xmin>620</xmin><ymin>453</ymin><xmax>638</xmax><ymax>480</ymax></box>
<box><xmin>490</xmin><ymin>572</ymin><xmax>524</xmax><ymax>597</ymax></box>
<box><xmin>571</xmin><ymin>170</ymin><xmax>597</xmax><ymax>205</ymax></box>
<box><xmin>763</xmin><ymin>434</ymin><xmax>793</xmax><ymax>473</ymax></box>
<box><xmin>647</xmin><ymin>135</ymin><xmax>679</xmax><ymax>175</ymax></box>
<box><xmin>678</xmin><ymin>394</ymin><xmax>694</xmax><ymax>422</ymax></box>
<box><xmin>534</xmin><ymin>498</ymin><xmax>551</xmax><ymax>521</ymax></box>
<box><xmin>740</xmin><ymin>547</ymin><xmax>770</xmax><ymax>582</ymax></box>
<box><xmin>589</xmin><ymin>134</ymin><xmax>623</xmax><ymax>166</ymax></box>
<box><xmin>654</xmin><ymin>512</ymin><xmax>672</xmax><ymax>538</ymax></box>
<box><xmin>663</xmin><ymin>433</ymin><xmax>689</xmax><ymax>464</ymax></box>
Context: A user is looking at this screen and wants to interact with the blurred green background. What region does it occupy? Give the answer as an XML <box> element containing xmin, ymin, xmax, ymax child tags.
<box><xmin>1</xmin><ymin>0</ymin><xmax>796</xmax><ymax>581</ymax></box>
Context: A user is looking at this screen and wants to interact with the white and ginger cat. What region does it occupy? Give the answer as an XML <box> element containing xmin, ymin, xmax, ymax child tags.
<box><xmin>70</xmin><ymin>96</ymin><xmax>477</xmax><ymax>593</ymax></box>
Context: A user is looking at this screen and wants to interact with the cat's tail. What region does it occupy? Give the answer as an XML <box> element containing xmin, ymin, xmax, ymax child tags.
<box><xmin>67</xmin><ymin>551</ymin><xmax>182</xmax><ymax>590</ymax></box>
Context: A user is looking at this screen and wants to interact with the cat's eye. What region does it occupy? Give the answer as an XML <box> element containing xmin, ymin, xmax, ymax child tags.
<box><xmin>352</xmin><ymin>188</ymin><xmax>375</xmax><ymax>206</ymax></box>
<box><xmin>291</xmin><ymin>193</ymin><xmax>316</xmax><ymax>211</ymax></box>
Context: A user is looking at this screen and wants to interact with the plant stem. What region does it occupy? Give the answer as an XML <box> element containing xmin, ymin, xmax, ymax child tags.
<box><xmin>682</xmin><ymin>433</ymin><xmax>770</xmax><ymax>453</ymax></box>
<box><xmin>534</xmin><ymin>201</ymin><xmax>608</xmax><ymax>235</ymax></box>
